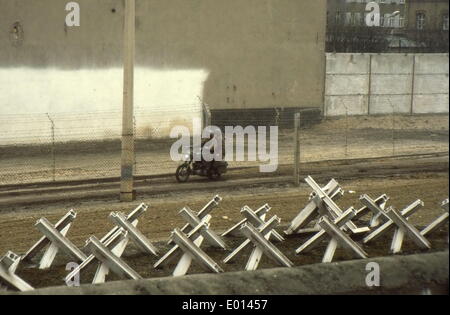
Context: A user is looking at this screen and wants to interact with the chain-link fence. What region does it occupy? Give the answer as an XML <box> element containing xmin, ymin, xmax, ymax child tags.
<box><xmin>0</xmin><ymin>106</ymin><xmax>448</xmax><ymax>186</ymax></box>
<box><xmin>0</xmin><ymin>103</ymin><xmax>200</xmax><ymax>185</ymax></box>
<box><xmin>213</xmin><ymin>109</ymin><xmax>449</xmax><ymax>181</ymax></box>
<box><xmin>296</xmin><ymin>113</ymin><xmax>449</xmax><ymax>162</ymax></box>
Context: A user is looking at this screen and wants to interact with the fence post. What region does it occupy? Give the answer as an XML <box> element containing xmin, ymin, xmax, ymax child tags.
<box><xmin>368</xmin><ymin>54</ymin><xmax>373</xmax><ymax>115</ymax></box>
<box><xmin>392</xmin><ymin>103</ymin><xmax>396</xmax><ymax>156</ymax></box>
<box><xmin>340</xmin><ymin>99</ymin><xmax>349</xmax><ymax>159</ymax></box>
<box><xmin>345</xmin><ymin>104</ymin><xmax>349</xmax><ymax>159</ymax></box>
<box><xmin>133</xmin><ymin>115</ymin><xmax>137</xmax><ymax>175</ymax></box>
<box><xmin>202</xmin><ymin>102</ymin><xmax>211</xmax><ymax>129</ymax></box>
<box><xmin>293</xmin><ymin>112</ymin><xmax>301</xmax><ymax>187</ymax></box>
<box><xmin>46</xmin><ymin>113</ymin><xmax>56</xmax><ymax>182</ymax></box>
<box><xmin>388</xmin><ymin>98</ymin><xmax>396</xmax><ymax>157</ymax></box>
<box><xmin>410</xmin><ymin>54</ymin><xmax>416</xmax><ymax>115</ymax></box>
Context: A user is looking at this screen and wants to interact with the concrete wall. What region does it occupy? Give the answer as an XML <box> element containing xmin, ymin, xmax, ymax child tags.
<box><xmin>325</xmin><ymin>53</ymin><xmax>449</xmax><ymax>116</ymax></box>
<box><xmin>0</xmin><ymin>0</ymin><xmax>326</xmax><ymax>145</ymax></box>
<box><xmin>10</xmin><ymin>251</ymin><xmax>449</xmax><ymax>295</ymax></box>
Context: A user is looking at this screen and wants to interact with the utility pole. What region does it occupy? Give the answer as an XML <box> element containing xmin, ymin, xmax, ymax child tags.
<box><xmin>120</xmin><ymin>0</ymin><xmax>136</xmax><ymax>202</ymax></box>
<box><xmin>293</xmin><ymin>113</ymin><xmax>301</xmax><ymax>187</ymax></box>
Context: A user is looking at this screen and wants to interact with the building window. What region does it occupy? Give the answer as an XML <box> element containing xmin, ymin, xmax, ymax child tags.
<box><xmin>345</xmin><ymin>12</ymin><xmax>352</xmax><ymax>26</ymax></box>
<box><xmin>399</xmin><ymin>16</ymin><xmax>405</xmax><ymax>28</ymax></box>
<box><xmin>388</xmin><ymin>15</ymin><xmax>395</xmax><ymax>27</ymax></box>
<box><xmin>443</xmin><ymin>14</ymin><xmax>449</xmax><ymax>31</ymax></box>
<box><xmin>416</xmin><ymin>12</ymin><xmax>426</xmax><ymax>30</ymax></box>
<box><xmin>336</xmin><ymin>11</ymin><xmax>341</xmax><ymax>25</ymax></box>
<box><xmin>354</xmin><ymin>12</ymin><xmax>362</xmax><ymax>26</ymax></box>
<box><xmin>383</xmin><ymin>14</ymin><xmax>391</xmax><ymax>27</ymax></box>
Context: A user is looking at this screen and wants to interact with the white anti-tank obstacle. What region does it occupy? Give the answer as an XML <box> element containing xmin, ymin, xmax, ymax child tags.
<box><xmin>154</xmin><ymin>215</ymin><xmax>213</xmax><ymax>270</ymax></box>
<box><xmin>222</xmin><ymin>204</ymin><xmax>284</xmax><ymax>242</ymax></box>
<box><xmin>168</xmin><ymin>195</ymin><xmax>222</xmax><ymax>244</ymax></box>
<box><xmin>353</xmin><ymin>194</ymin><xmax>390</xmax><ymax>227</ymax></box>
<box><xmin>361</xmin><ymin>196</ymin><xmax>423</xmax><ymax>245</ymax></box>
<box><xmin>223</xmin><ymin>206</ymin><xmax>292</xmax><ymax>271</ymax></box>
<box><xmin>109</xmin><ymin>211</ymin><xmax>159</xmax><ymax>256</ymax></box>
<box><xmin>65</xmin><ymin>203</ymin><xmax>148</xmax><ymax>284</ymax></box>
<box><xmin>90</xmin><ymin>229</ymin><xmax>130</xmax><ymax>284</ymax></box>
<box><xmin>305</xmin><ymin>176</ymin><xmax>370</xmax><ymax>235</ymax></box>
<box><xmin>0</xmin><ymin>251</ymin><xmax>34</xmax><ymax>292</ymax></box>
<box><xmin>360</xmin><ymin>195</ymin><xmax>431</xmax><ymax>253</ymax></box>
<box><xmin>239</xmin><ymin>220</ymin><xmax>293</xmax><ymax>270</ymax></box>
<box><xmin>384</xmin><ymin>206</ymin><xmax>431</xmax><ymax>252</ymax></box>
<box><xmin>223</xmin><ymin>206</ymin><xmax>284</xmax><ymax>264</ymax></box>
<box><xmin>85</xmin><ymin>236</ymin><xmax>142</xmax><ymax>281</ymax></box>
<box><xmin>318</xmin><ymin>216</ymin><xmax>368</xmax><ymax>262</ymax></box>
<box><xmin>35</xmin><ymin>217</ymin><xmax>87</xmax><ymax>263</ymax></box>
<box><xmin>421</xmin><ymin>199</ymin><xmax>449</xmax><ymax>236</ymax></box>
<box><xmin>285</xmin><ymin>178</ymin><xmax>343</xmax><ymax>235</ymax></box>
<box><xmin>240</xmin><ymin>206</ymin><xmax>284</xmax><ymax>242</ymax></box>
<box><xmin>22</xmin><ymin>210</ymin><xmax>78</xmax><ymax>268</ymax></box>
<box><xmin>296</xmin><ymin>208</ymin><xmax>356</xmax><ymax>254</ymax></box>
<box><xmin>172</xmin><ymin>224</ymin><xmax>211</xmax><ymax>276</ymax></box>
<box><xmin>296</xmin><ymin>209</ymin><xmax>368</xmax><ymax>263</ymax></box>
<box><xmin>22</xmin><ymin>210</ymin><xmax>78</xmax><ymax>266</ymax></box>
<box><xmin>86</xmin><ymin>210</ymin><xmax>159</xmax><ymax>284</ymax></box>
<box><xmin>171</xmin><ymin>227</ymin><xmax>224</xmax><ymax>275</ymax></box>
<box><xmin>154</xmin><ymin>206</ymin><xmax>226</xmax><ymax>276</ymax></box>
<box><xmin>179</xmin><ymin>206</ymin><xmax>228</xmax><ymax>249</ymax></box>
<box><xmin>21</xmin><ymin>210</ymin><xmax>86</xmax><ymax>269</ymax></box>
<box><xmin>223</xmin><ymin>204</ymin><xmax>271</xmax><ymax>237</ymax></box>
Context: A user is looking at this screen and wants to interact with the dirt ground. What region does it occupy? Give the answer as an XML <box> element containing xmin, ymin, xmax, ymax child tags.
<box><xmin>0</xmin><ymin>168</ymin><xmax>448</xmax><ymax>290</ymax></box>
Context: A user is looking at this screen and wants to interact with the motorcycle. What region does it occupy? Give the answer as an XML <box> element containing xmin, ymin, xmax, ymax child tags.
<box><xmin>175</xmin><ymin>146</ymin><xmax>228</xmax><ymax>183</ymax></box>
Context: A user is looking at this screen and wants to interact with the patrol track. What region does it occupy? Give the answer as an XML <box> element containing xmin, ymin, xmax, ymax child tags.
<box><xmin>0</xmin><ymin>152</ymin><xmax>448</xmax><ymax>210</ymax></box>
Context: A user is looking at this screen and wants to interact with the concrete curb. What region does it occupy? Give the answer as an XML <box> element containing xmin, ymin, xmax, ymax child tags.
<box><xmin>9</xmin><ymin>250</ymin><xmax>449</xmax><ymax>295</ymax></box>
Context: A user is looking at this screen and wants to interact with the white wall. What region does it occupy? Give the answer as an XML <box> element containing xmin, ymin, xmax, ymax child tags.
<box><xmin>325</xmin><ymin>53</ymin><xmax>449</xmax><ymax>116</ymax></box>
<box><xmin>0</xmin><ymin>67</ymin><xmax>208</xmax><ymax>145</ymax></box>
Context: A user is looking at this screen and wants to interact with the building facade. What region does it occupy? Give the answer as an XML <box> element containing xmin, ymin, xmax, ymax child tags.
<box><xmin>326</xmin><ymin>0</ymin><xmax>449</xmax><ymax>52</ymax></box>
<box><xmin>405</xmin><ymin>0</ymin><xmax>449</xmax><ymax>51</ymax></box>
<box><xmin>407</xmin><ymin>0</ymin><xmax>449</xmax><ymax>31</ymax></box>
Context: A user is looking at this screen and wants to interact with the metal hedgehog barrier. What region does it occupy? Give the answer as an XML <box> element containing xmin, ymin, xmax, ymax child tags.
<box><xmin>0</xmin><ymin>184</ymin><xmax>448</xmax><ymax>293</ymax></box>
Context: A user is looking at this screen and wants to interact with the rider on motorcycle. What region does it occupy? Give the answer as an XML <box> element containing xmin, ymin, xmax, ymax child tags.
<box><xmin>175</xmin><ymin>133</ymin><xmax>227</xmax><ymax>183</ymax></box>
<box><xmin>201</xmin><ymin>132</ymin><xmax>226</xmax><ymax>171</ymax></box>
<box><xmin>201</xmin><ymin>134</ymin><xmax>216</xmax><ymax>172</ymax></box>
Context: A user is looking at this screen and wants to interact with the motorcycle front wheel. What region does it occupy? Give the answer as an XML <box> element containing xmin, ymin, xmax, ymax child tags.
<box><xmin>176</xmin><ymin>164</ymin><xmax>191</xmax><ymax>183</ymax></box>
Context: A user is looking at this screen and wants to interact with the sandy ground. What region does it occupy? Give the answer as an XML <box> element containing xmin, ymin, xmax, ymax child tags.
<box><xmin>0</xmin><ymin>114</ymin><xmax>448</xmax><ymax>185</ymax></box>
<box><xmin>0</xmin><ymin>169</ymin><xmax>448</xmax><ymax>289</ymax></box>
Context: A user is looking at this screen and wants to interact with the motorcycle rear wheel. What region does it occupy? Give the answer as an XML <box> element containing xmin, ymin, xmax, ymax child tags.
<box><xmin>176</xmin><ymin>164</ymin><xmax>191</xmax><ymax>183</ymax></box>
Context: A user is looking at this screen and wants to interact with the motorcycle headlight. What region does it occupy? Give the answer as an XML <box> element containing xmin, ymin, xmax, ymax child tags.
<box><xmin>182</xmin><ymin>154</ymin><xmax>190</xmax><ymax>161</ymax></box>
